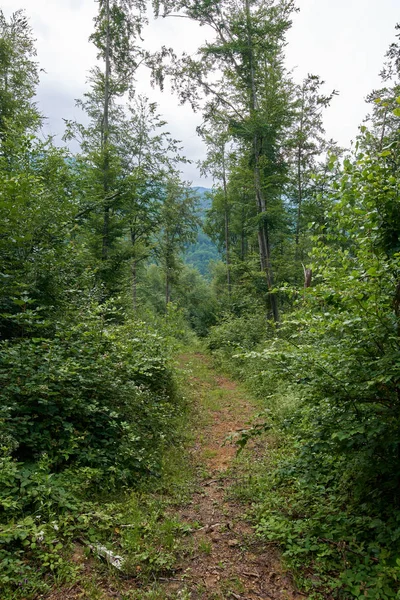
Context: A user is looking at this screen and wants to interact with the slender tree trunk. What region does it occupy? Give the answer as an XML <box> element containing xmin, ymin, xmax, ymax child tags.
<box><xmin>130</xmin><ymin>227</ymin><xmax>138</xmax><ymax>312</ymax></box>
<box><xmin>102</xmin><ymin>0</ymin><xmax>111</xmax><ymax>262</ymax></box>
<box><xmin>132</xmin><ymin>259</ymin><xmax>138</xmax><ymax>312</ymax></box>
<box><xmin>255</xmin><ymin>155</ymin><xmax>279</xmax><ymax>323</ymax></box>
<box><xmin>295</xmin><ymin>145</ymin><xmax>303</xmax><ymax>252</ymax></box>
<box><xmin>253</xmin><ymin>135</ymin><xmax>279</xmax><ymax>321</ymax></box>
<box><xmin>221</xmin><ymin>151</ymin><xmax>231</xmax><ymax>298</ymax></box>
<box><xmin>165</xmin><ymin>270</ymin><xmax>170</xmax><ymax>307</ymax></box>
<box><xmin>295</xmin><ymin>91</ymin><xmax>305</xmax><ymax>256</ymax></box>
<box><xmin>241</xmin><ymin>205</ymin><xmax>245</xmax><ymax>261</ymax></box>
<box><xmin>245</xmin><ymin>0</ymin><xmax>279</xmax><ymax>323</ymax></box>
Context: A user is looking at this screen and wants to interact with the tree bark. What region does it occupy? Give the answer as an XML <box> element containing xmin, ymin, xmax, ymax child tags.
<box><xmin>165</xmin><ymin>270</ymin><xmax>171</xmax><ymax>306</ymax></box>
<box><xmin>102</xmin><ymin>0</ymin><xmax>111</xmax><ymax>262</ymax></box>
<box><xmin>245</xmin><ymin>0</ymin><xmax>279</xmax><ymax>323</ymax></box>
<box><xmin>132</xmin><ymin>259</ymin><xmax>138</xmax><ymax>312</ymax></box>
<box><xmin>221</xmin><ymin>150</ymin><xmax>231</xmax><ymax>298</ymax></box>
<box><xmin>295</xmin><ymin>145</ymin><xmax>303</xmax><ymax>250</ymax></box>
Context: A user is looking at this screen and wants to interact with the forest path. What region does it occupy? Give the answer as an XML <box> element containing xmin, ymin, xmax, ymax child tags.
<box><xmin>156</xmin><ymin>351</ymin><xmax>300</xmax><ymax>600</ymax></box>
<box><xmin>45</xmin><ymin>351</ymin><xmax>300</xmax><ymax>600</ymax></box>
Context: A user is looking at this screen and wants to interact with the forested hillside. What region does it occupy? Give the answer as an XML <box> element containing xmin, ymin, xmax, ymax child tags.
<box><xmin>1</xmin><ymin>2</ymin><xmax>400</xmax><ymax>599</ymax></box>
<box><xmin>183</xmin><ymin>187</ymin><xmax>220</xmax><ymax>276</ymax></box>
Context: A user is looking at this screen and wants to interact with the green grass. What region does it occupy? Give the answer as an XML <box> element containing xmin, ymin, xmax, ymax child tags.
<box><xmin>197</xmin><ymin>537</ymin><xmax>212</xmax><ymax>555</ymax></box>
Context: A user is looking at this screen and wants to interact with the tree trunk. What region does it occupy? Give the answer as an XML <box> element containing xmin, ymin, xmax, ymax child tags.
<box><xmin>102</xmin><ymin>0</ymin><xmax>111</xmax><ymax>262</ymax></box>
<box><xmin>295</xmin><ymin>145</ymin><xmax>303</xmax><ymax>252</ymax></box>
<box><xmin>221</xmin><ymin>151</ymin><xmax>231</xmax><ymax>298</ymax></box>
<box><xmin>254</xmin><ymin>135</ymin><xmax>279</xmax><ymax>322</ymax></box>
<box><xmin>132</xmin><ymin>259</ymin><xmax>138</xmax><ymax>312</ymax></box>
<box><xmin>165</xmin><ymin>270</ymin><xmax>171</xmax><ymax>307</ymax></box>
<box><xmin>295</xmin><ymin>89</ymin><xmax>305</xmax><ymax>256</ymax></box>
<box><xmin>241</xmin><ymin>215</ymin><xmax>245</xmax><ymax>261</ymax></box>
<box><xmin>245</xmin><ymin>0</ymin><xmax>279</xmax><ymax>323</ymax></box>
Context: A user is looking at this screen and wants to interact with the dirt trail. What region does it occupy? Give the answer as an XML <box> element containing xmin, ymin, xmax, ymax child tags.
<box><xmin>160</xmin><ymin>352</ymin><xmax>300</xmax><ymax>600</ymax></box>
<box><xmin>45</xmin><ymin>352</ymin><xmax>300</xmax><ymax>600</ymax></box>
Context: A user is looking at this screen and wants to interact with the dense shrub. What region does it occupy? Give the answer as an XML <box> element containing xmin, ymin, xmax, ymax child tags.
<box><xmin>253</xmin><ymin>146</ymin><xmax>400</xmax><ymax>509</ymax></box>
<box><xmin>0</xmin><ymin>306</ymin><xmax>187</xmax><ymax>596</ymax></box>
<box><xmin>207</xmin><ymin>312</ymin><xmax>269</xmax><ymax>375</ymax></box>
<box><xmin>0</xmin><ymin>314</ymin><xmax>179</xmax><ymax>484</ymax></box>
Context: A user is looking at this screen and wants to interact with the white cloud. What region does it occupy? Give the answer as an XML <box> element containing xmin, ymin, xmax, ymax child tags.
<box><xmin>286</xmin><ymin>0</ymin><xmax>400</xmax><ymax>148</ymax></box>
<box><xmin>3</xmin><ymin>0</ymin><xmax>400</xmax><ymax>186</ymax></box>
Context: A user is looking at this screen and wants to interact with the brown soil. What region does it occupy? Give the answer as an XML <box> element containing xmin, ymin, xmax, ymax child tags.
<box><xmin>157</xmin><ymin>352</ymin><xmax>302</xmax><ymax>600</ymax></box>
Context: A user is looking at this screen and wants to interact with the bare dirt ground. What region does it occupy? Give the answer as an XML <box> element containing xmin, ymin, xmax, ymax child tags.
<box><xmin>158</xmin><ymin>352</ymin><xmax>302</xmax><ymax>600</ymax></box>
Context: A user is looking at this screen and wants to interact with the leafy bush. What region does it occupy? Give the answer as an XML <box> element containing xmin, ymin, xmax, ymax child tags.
<box><xmin>252</xmin><ymin>145</ymin><xmax>400</xmax><ymax>509</ymax></box>
<box><xmin>207</xmin><ymin>312</ymin><xmax>268</xmax><ymax>375</ymax></box>
<box><xmin>0</xmin><ymin>302</ymin><xmax>189</xmax><ymax>597</ymax></box>
<box><xmin>0</xmin><ymin>312</ymin><xmax>179</xmax><ymax>484</ymax></box>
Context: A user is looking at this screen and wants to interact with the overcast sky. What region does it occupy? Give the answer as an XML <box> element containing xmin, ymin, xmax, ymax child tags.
<box><xmin>3</xmin><ymin>0</ymin><xmax>399</xmax><ymax>186</ymax></box>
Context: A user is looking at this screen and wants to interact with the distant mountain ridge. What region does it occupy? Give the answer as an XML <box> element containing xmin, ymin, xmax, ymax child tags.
<box><xmin>192</xmin><ymin>186</ymin><xmax>212</xmax><ymax>212</ymax></box>
<box><xmin>193</xmin><ymin>187</ymin><xmax>210</xmax><ymax>194</ymax></box>
<box><xmin>184</xmin><ymin>187</ymin><xmax>220</xmax><ymax>277</ymax></box>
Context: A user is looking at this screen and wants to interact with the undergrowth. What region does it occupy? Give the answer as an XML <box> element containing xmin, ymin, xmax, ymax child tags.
<box><xmin>0</xmin><ymin>326</ymin><xmax>199</xmax><ymax>599</ymax></box>
<box><xmin>231</xmin><ymin>404</ymin><xmax>400</xmax><ymax>599</ymax></box>
<box><xmin>209</xmin><ymin>310</ymin><xmax>400</xmax><ymax>599</ymax></box>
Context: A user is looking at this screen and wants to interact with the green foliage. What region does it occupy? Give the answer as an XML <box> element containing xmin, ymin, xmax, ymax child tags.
<box><xmin>207</xmin><ymin>311</ymin><xmax>268</xmax><ymax>375</ymax></box>
<box><xmin>0</xmin><ymin>454</ymin><xmax>80</xmax><ymax>595</ymax></box>
<box><xmin>0</xmin><ymin>6</ymin><xmax>199</xmax><ymax>599</ymax></box>
<box><xmin>2</xmin><ymin>3</ymin><xmax>400</xmax><ymax>599</ymax></box>
<box><xmin>140</xmin><ymin>263</ymin><xmax>218</xmax><ymax>337</ymax></box>
<box><xmin>0</xmin><ymin>387</ymin><xmax>193</xmax><ymax>598</ymax></box>
<box><xmin>0</xmin><ymin>134</ymin><xmax>90</xmax><ymax>340</ymax></box>
<box><xmin>155</xmin><ymin>177</ymin><xmax>199</xmax><ymax>305</ymax></box>
<box><xmin>173</xmin><ymin>265</ymin><xmax>219</xmax><ymax>336</ymax></box>
<box><xmin>0</xmin><ymin>9</ymin><xmax>41</xmax><ymax>135</ymax></box>
<box><xmin>184</xmin><ymin>187</ymin><xmax>220</xmax><ymax>277</ymax></box>
<box><xmin>234</xmin><ymin>421</ymin><xmax>400</xmax><ymax>599</ymax></box>
<box><xmin>1</xmin><ymin>311</ymin><xmax>178</xmax><ymax>481</ymax></box>
<box><xmin>184</xmin><ymin>229</ymin><xmax>220</xmax><ymax>276</ymax></box>
<box><xmin>256</xmin><ymin>139</ymin><xmax>400</xmax><ymax>498</ymax></box>
<box><xmin>119</xmin><ymin>498</ymin><xmax>193</xmax><ymax>578</ymax></box>
<box><xmin>0</xmin><ymin>307</ymin><xmax>192</xmax><ymax>597</ymax></box>
<box><xmin>209</xmin><ymin>86</ymin><xmax>400</xmax><ymax>596</ymax></box>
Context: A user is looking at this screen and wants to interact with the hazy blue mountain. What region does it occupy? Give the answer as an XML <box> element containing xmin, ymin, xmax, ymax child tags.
<box><xmin>184</xmin><ymin>187</ymin><xmax>220</xmax><ymax>277</ymax></box>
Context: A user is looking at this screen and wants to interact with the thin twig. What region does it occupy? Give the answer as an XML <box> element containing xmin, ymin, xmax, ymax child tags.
<box><xmin>318</xmin><ymin>537</ymin><xmax>379</xmax><ymax>563</ymax></box>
